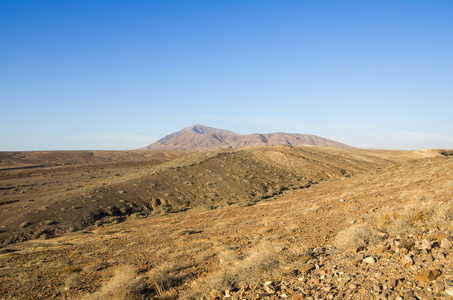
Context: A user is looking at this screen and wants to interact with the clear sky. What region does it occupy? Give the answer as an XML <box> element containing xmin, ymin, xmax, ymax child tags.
<box><xmin>1</xmin><ymin>0</ymin><xmax>452</xmax><ymax>151</ymax></box>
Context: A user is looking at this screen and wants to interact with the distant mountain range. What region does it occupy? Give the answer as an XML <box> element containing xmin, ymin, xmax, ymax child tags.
<box><xmin>139</xmin><ymin>124</ymin><xmax>353</xmax><ymax>151</ymax></box>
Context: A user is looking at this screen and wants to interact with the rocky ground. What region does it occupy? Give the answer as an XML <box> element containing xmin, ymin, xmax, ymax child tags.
<box><xmin>222</xmin><ymin>229</ymin><xmax>453</xmax><ymax>300</ymax></box>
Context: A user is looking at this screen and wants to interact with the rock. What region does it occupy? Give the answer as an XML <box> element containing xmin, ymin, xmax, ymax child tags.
<box><xmin>43</xmin><ymin>220</ymin><xmax>57</xmax><ymax>225</ymax></box>
<box><xmin>414</xmin><ymin>269</ymin><xmax>441</xmax><ymax>282</ymax></box>
<box><xmin>263</xmin><ymin>281</ymin><xmax>275</xmax><ymax>293</ymax></box>
<box><xmin>300</xmin><ymin>263</ymin><xmax>315</xmax><ymax>275</ymax></box>
<box><xmin>421</xmin><ymin>239</ymin><xmax>432</xmax><ymax>250</ymax></box>
<box><xmin>445</xmin><ymin>281</ymin><xmax>453</xmax><ymax>296</ymax></box>
<box><xmin>402</xmin><ymin>255</ymin><xmax>414</xmax><ymax>267</ymax></box>
<box><xmin>312</xmin><ymin>246</ymin><xmax>325</xmax><ymax>257</ymax></box>
<box><xmin>264</xmin><ymin>285</ymin><xmax>275</xmax><ymax>294</ymax></box>
<box><xmin>353</xmin><ymin>253</ymin><xmax>365</xmax><ymax>265</ymax></box>
<box><xmin>364</xmin><ymin>257</ymin><xmax>376</xmax><ymax>264</ymax></box>
<box><xmin>422</xmin><ymin>255</ymin><xmax>434</xmax><ymax>263</ymax></box>
<box><xmin>372</xmin><ymin>245</ymin><xmax>389</xmax><ymax>254</ymax></box>
<box><xmin>348</xmin><ymin>246</ymin><xmax>364</xmax><ymax>253</ymax></box>
<box><xmin>280</xmin><ymin>294</ymin><xmax>289</xmax><ymax>298</ymax></box>
<box><xmin>403</xmin><ymin>290</ymin><xmax>417</xmax><ymax>300</ymax></box>
<box><xmin>337</xmin><ymin>276</ymin><xmax>350</xmax><ymax>286</ymax></box>
<box><xmin>224</xmin><ymin>289</ymin><xmax>231</xmax><ymax>297</ymax></box>
<box><xmin>19</xmin><ymin>221</ymin><xmax>30</xmax><ymax>229</ymax></box>
<box><xmin>398</xmin><ymin>240</ymin><xmax>415</xmax><ymax>250</ymax></box>
<box><xmin>411</xmin><ymin>247</ymin><xmax>420</xmax><ymax>255</ymax></box>
<box><xmin>441</xmin><ymin>238</ymin><xmax>452</xmax><ymax>249</ymax></box>
<box><xmin>300</xmin><ymin>255</ymin><xmax>312</xmax><ymax>263</ymax></box>
<box><xmin>433</xmin><ymin>280</ymin><xmax>445</xmax><ymax>292</ymax></box>
<box><xmin>387</xmin><ymin>278</ymin><xmax>398</xmax><ymax>290</ymax></box>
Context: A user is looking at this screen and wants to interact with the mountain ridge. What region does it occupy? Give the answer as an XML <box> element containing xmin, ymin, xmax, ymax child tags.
<box><xmin>139</xmin><ymin>124</ymin><xmax>353</xmax><ymax>151</ymax></box>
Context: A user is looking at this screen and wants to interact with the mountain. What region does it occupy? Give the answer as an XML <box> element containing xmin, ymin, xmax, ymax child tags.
<box><xmin>139</xmin><ymin>124</ymin><xmax>353</xmax><ymax>151</ymax></box>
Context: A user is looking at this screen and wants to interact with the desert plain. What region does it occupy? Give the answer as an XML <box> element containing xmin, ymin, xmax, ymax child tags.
<box><xmin>1</xmin><ymin>145</ymin><xmax>453</xmax><ymax>299</ymax></box>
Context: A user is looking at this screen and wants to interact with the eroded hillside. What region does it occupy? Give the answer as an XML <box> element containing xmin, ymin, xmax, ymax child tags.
<box><xmin>0</xmin><ymin>146</ymin><xmax>412</xmax><ymax>246</ymax></box>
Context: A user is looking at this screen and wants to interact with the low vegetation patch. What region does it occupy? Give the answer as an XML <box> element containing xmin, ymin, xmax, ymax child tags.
<box><xmin>82</xmin><ymin>265</ymin><xmax>146</xmax><ymax>300</ymax></box>
<box><xmin>379</xmin><ymin>199</ymin><xmax>453</xmax><ymax>236</ymax></box>
<box><xmin>180</xmin><ymin>241</ymin><xmax>309</xmax><ymax>299</ymax></box>
<box><xmin>335</xmin><ymin>223</ymin><xmax>376</xmax><ymax>251</ymax></box>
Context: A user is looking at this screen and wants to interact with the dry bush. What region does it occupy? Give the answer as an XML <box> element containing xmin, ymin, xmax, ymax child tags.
<box><xmin>147</xmin><ymin>262</ymin><xmax>177</xmax><ymax>296</ymax></box>
<box><xmin>379</xmin><ymin>199</ymin><xmax>453</xmax><ymax>236</ymax></box>
<box><xmin>180</xmin><ymin>241</ymin><xmax>307</xmax><ymax>299</ymax></box>
<box><xmin>335</xmin><ymin>223</ymin><xmax>374</xmax><ymax>251</ymax></box>
<box><xmin>82</xmin><ymin>265</ymin><xmax>146</xmax><ymax>300</ymax></box>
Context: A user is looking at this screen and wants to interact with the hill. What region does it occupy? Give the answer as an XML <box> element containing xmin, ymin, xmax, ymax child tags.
<box><xmin>0</xmin><ymin>146</ymin><xmax>408</xmax><ymax>246</ymax></box>
<box><xmin>139</xmin><ymin>124</ymin><xmax>353</xmax><ymax>151</ymax></box>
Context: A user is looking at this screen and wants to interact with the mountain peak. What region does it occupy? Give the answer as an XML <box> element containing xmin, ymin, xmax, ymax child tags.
<box><xmin>139</xmin><ymin>125</ymin><xmax>353</xmax><ymax>151</ymax></box>
<box><xmin>182</xmin><ymin>124</ymin><xmax>237</xmax><ymax>136</ymax></box>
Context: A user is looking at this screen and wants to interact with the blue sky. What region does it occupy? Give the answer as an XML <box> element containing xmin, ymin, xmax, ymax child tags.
<box><xmin>1</xmin><ymin>0</ymin><xmax>452</xmax><ymax>150</ymax></box>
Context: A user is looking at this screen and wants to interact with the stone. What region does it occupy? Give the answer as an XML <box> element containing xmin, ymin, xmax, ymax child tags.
<box><xmin>264</xmin><ymin>281</ymin><xmax>273</xmax><ymax>286</ymax></box>
<box><xmin>421</xmin><ymin>239</ymin><xmax>432</xmax><ymax>250</ymax></box>
<box><xmin>398</xmin><ymin>240</ymin><xmax>415</xmax><ymax>250</ymax></box>
<box><xmin>337</xmin><ymin>277</ymin><xmax>350</xmax><ymax>286</ymax></box>
<box><xmin>280</xmin><ymin>294</ymin><xmax>289</xmax><ymax>298</ymax></box>
<box><xmin>433</xmin><ymin>280</ymin><xmax>445</xmax><ymax>292</ymax></box>
<box><xmin>300</xmin><ymin>255</ymin><xmax>312</xmax><ymax>263</ymax></box>
<box><xmin>364</xmin><ymin>257</ymin><xmax>376</xmax><ymax>264</ymax></box>
<box><xmin>372</xmin><ymin>245</ymin><xmax>389</xmax><ymax>254</ymax></box>
<box><xmin>422</xmin><ymin>255</ymin><xmax>434</xmax><ymax>263</ymax></box>
<box><xmin>387</xmin><ymin>278</ymin><xmax>398</xmax><ymax>290</ymax></box>
<box><xmin>446</xmin><ymin>288</ymin><xmax>453</xmax><ymax>297</ymax></box>
<box><xmin>19</xmin><ymin>221</ymin><xmax>31</xmax><ymax>229</ymax></box>
<box><xmin>353</xmin><ymin>253</ymin><xmax>365</xmax><ymax>265</ymax></box>
<box><xmin>402</xmin><ymin>255</ymin><xmax>414</xmax><ymax>267</ymax></box>
<box><xmin>441</xmin><ymin>238</ymin><xmax>452</xmax><ymax>249</ymax></box>
<box><xmin>348</xmin><ymin>246</ymin><xmax>365</xmax><ymax>253</ymax></box>
<box><xmin>264</xmin><ymin>285</ymin><xmax>275</xmax><ymax>294</ymax></box>
<box><xmin>300</xmin><ymin>263</ymin><xmax>315</xmax><ymax>275</ymax></box>
<box><xmin>414</xmin><ymin>269</ymin><xmax>441</xmax><ymax>282</ymax></box>
<box><xmin>411</xmin><ymin>248</ymin><xmax>420</xmax><ymax>255</ymax></box>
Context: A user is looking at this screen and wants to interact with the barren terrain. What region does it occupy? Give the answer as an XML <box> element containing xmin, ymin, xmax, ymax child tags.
<box><xmin>1</xmin><ymin>147</ymin><xmax>453</xmax><ymax>299</ymax></box>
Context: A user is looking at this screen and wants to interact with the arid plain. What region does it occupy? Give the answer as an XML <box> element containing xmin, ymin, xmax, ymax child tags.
<box><xmin>1</xmin><ymin>144</ymin><xmax>453</xmax><ymax>299</ymax></box>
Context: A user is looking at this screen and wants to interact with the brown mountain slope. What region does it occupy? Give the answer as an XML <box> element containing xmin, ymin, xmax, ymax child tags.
<box><xmin>0</xmin><ymin>146</ymin><xmax>412</xmax><ymax>246</ymax></box>
<box><xmin>139</xmin><ymin>124</ymin><xmax>353</xmax><ymax>151</ymax></box>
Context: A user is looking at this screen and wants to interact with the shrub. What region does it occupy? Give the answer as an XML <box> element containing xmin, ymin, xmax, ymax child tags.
<box><xmin>335</xmin><ymin>224</ymin><xmax>374</xmax><ymax>251</ymax></box>
<box><xmin>82</xmin><ymin>265</ymin><xmax>146</xmax><ymax>300</ymax></box>
<box><xmin>147</xmin><ymin>262</ymin><xmax>177</xmax><ymax>296</ymax></box>
<box><xmin>379</xmin><ymin>199</ymin><xmax>453</xmax><ymax>236</ymax></box>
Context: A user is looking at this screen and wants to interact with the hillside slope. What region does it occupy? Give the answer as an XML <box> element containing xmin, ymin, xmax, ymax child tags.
<box><xmin>0</xmin><ymin>146</ymin><xmax>409</xmax><ymax>246</ymax></box>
